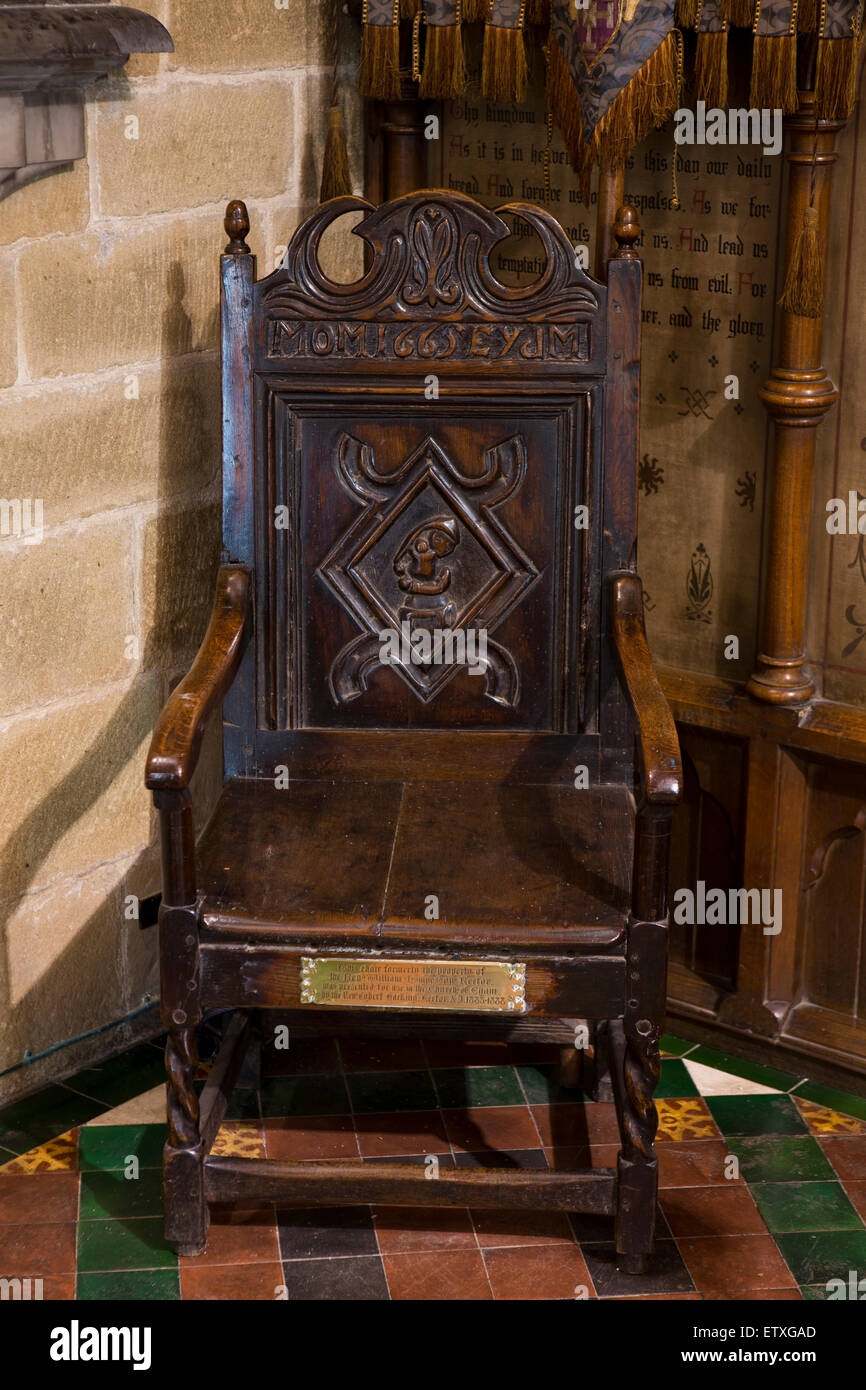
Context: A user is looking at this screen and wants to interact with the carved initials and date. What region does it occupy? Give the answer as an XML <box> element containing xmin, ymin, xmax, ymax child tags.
<box><xmin>268</xmin><ymin>318</ymin><xmax>592</xmax><ymax>362</ymax></box>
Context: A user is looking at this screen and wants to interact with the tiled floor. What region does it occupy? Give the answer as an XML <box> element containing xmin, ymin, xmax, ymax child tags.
<box><xmin>1</xmin><ymin>1030</ymin><xmax>866</xmax><ymax>1300</ymax></box>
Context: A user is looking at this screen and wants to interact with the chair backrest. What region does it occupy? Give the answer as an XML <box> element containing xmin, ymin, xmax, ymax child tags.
<box><xmin>219</xmin><ymin>190</ymin><xmax>641</xmax><ymax>788</ymax></box>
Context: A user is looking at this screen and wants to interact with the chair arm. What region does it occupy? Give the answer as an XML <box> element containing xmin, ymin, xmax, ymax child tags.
<box><xmin>145</xmin><ymin>566</ymin><xmax>251</xmax><ymax>793</ymax></box>
<box><xmin>611</xmin><ymin>571</ymin><xmax>682</xmax><ymax>806</ymax></box>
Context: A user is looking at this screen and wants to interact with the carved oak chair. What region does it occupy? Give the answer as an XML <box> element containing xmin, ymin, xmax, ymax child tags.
<box><xmin>145</xmin><ymin>189</ymin><xmax>681</xmax><ymax>1272</ymax></box>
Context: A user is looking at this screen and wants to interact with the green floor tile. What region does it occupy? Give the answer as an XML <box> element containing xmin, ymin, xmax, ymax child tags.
<box><xmin>0</xmin><ymin>1085</ymin><xmax>108</xmax><ymax>1153</ymax></box>
<box><xmin>259</xmin><ymin>1074</ymin><xmax>350</xmax><ymax>1118</ymax></box>
<box><xmin>655</xmin><ymin>1059</ymin><xmax>700</xmax><ymax>1099</ymax></box>
<box><xmin>774</xmin><ymin>1229</ymin><xmax>866</xmax><ymax>1287</ymax></box>
<box><xmin>78</xmin><ymin>1124</ymin><xmax>166</xmax><ymax>1172</ymax></box>
<box><xmin>77</xmin><ymin>1269</ymin><xmax>180</xmax><ymax>1301</ymax></box>
<box><xmin>688</xmin><ymin>1044</ymin><xmax>801</xmax><ymax>1092</ymax></box>
<box><xmin>726</xmin><ymin>1135</ymin><xmax>836</xmax><ymax>1183</ymax></box>
<box><xmin>660</xmin><ymin>1033</ymin><xmax>694</xmax><ymax>1058</ymax></box>
<box><xmin>79</xmin><ymin>1167</ymin><xmax>165</xmax><ymax>1221</ymax></box>
<box><xmin>62</xmin><ymin>1043</ymin><xmax>166</xmax><ymax>1109</ymax></box>
<box><xmin>705</xmin><ymin>1093</ymin><xmax>808</xmax><ymax>1136</ymax></box>
<box><xmin>514</xmin><ymin>1064</ymin><xmax>587</xmax><ymax>1105</ymax></box>
<box><xmin>345</xmin><ymin>1069</ymin><xmax>438</xmax><ymax>1114</ymax></box>
<box><xmin>433</xmin><ymin>1066</ymin><xmax>524</xmax><ymax>1108</ymax></box>
<box><xmin>750</xmin><ymin>1181</ymin><xmax>863</xmax><ymax>1234</ymax></box>
<box><xmin>77</xmin><ymin>1216</ymin><xmax>177</xmax><ymax>1273</ymax></box>
<box><xmin>793</xmin><ymin>1081</ymin><xmax>866</xmax><ymax>1124</ymax></box>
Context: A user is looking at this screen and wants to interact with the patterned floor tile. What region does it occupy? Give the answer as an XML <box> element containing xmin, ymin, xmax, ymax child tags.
<box><xmin>794</xmin><ymin>1096</ymin><xmax>866</xmax><ymax>1135</ymax></box>
<box><xmin>210</xmin><ymin>1122</ymin><xmax>266</xmax><ymax>1159</ymax></box>
<box><xmin>655</xmin><ymin>1098</ymin><xmax>720</xmax><ymax>1141</ymax></box>
<box><xmin>793</xmin><ymin>1081</ymin><xmax>866</xmax><ymax>1123</ymax></box>
<box><xmin>0</xmin><ymin>1130</ymin><xmax>78</xmax><ymax>1174</ymax></box>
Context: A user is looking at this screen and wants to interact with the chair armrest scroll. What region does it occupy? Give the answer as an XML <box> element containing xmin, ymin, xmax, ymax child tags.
<box><xmin>145</xmin><ymin>565</ymin><xmax>251</xmax><ymax>792</ymax></box>
<box><xmin>611</xmin><ymin>571</ymin><xmax>682</xmax><ymax>806</ymax></box>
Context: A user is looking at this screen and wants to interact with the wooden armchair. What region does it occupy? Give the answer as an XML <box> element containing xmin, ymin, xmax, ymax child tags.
<box><xmin>145</xmin><ymin>189</ymin><xmax>681</xmax><ymax>1273</ymax></box>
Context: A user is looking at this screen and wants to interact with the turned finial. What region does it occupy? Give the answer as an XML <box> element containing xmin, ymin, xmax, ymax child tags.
<box><xmin>224</xmin><ymin>200</ymin><xmax>250</xmax><ymax>254</ymax></box>
<box><xmin>613</xmin><ymin>204</ymin><xmax>640</xmax><ymax>259</ymax></box>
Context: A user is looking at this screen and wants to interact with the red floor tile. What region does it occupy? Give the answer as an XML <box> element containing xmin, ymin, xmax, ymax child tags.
<box><xmin>372</xmin><ymin>1205</ymin><xmax>476</xmax><ymax>1254</ymax></box>
<box><xmin>703</xmin><ymin>1288</ymin><xmax>803</xmax><ymax>1301</ymax></box>
<box><xmin>264</xmin><ymin>1116</ymin><xmax>359</xmax><ymax>1162</ymax></box>
<box><xmin>484</xmin><ymin>1243</ymin><xmax>593</xmax><ymax>1299</ymax></box>
<box><xmin>470</xmin><ymin>1207</ymin><xmax>576</xmax><ymax>1250</ymax></box>
<box><xmin>657</xmin><ymin>1140</ymin><xmax>745</xmax><ymax>1188</ymax></box>
<box><xmin>0</xmin><ymin>1220</ymin><xmax>77</xmax><ymax>1276</ymax></box>
<box><xmin>180</xmin><ymin>1260</ymin><xmax>285</xmax><ymax>1300</ymax></box>
<box><xmin>383</xmin><ymin>1249</ymin><xmax>492</xmax><ymax>1300</ymax></box>
<box><xmin>0</xmin><ymin>1172</ymin><xmax>79</xmax><ymax>1224</ymax></box>
<box><xmin>841</xmin><ymin>1179</ymin><xmax>866</xmax><ymax>1223</ymax></box>
<box><xmin>677</xmin><ymin>1234</ymin><xmax>797</xmax><ymax>1294</ymax></box>
<box><xmin>531</xmin><ymin>1103</ymin><xmax>621</xmax><ymax>1148</ymax></box>
<box><xmin>442</xmin><ymin>1105</ymin><xmax>539</xmax><ymax>1154</ymax></box>
<box><xmin>354</xmin><ymin>1110</ymin><xmax>451</xmax><ymax>1158</ymax></box>
<box><xmin>660</xmin><ymin>1184</ymin><xmax>767</xmax><ymax>1238</ymax></box>
<box><xmin>819</xmin><ymin>1136</ymin><xmax>866</xmax><ymax>1181</ymax></box>
<box><xmin>179</xmin><ymin>1208</ymin><xmax>280</xmax><ymax>1268</ymax></box>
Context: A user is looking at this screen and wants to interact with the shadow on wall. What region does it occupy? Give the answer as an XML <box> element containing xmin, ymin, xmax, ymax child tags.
<box><xmin>0</xmin><ymin>260</ymin><xmax>222</xmax><ymax>1105</ymax></box>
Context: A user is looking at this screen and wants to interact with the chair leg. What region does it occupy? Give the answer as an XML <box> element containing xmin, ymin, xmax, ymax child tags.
<box><xmin>164</xmin><ymin>1025</ymin><xmax>208</xmax><ymax>1257</ymax></box>
<box><xmin>589</xmin><ymin>1021</ymin><xmax>615</xmax><ymax>1102</ymax></box>
<box><xmin>610</xmin><ymin>921</ymin><xmax>665</xmax><ymax>1273</ymax></box>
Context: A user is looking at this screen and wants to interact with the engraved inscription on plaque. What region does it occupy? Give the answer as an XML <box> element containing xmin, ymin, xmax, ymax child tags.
<box><xmin>299</xmin><ymin>957</ymin><xmax>527</xmax><ymax>1014</ymax></box>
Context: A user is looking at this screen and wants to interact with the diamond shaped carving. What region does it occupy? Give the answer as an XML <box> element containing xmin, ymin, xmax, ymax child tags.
<box><xmin>318</xmin><ymin>434</ymin><xmax>538</xmax><ymax>706</ymax></box>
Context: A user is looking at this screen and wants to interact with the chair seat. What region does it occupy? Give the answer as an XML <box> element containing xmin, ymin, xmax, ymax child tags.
<box><xmin>197</xmin><ymin>777</ymin><xmax>634</xmax><ymax>951</ymax></box>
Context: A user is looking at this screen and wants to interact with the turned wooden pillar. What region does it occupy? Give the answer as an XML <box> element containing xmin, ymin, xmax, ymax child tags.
<box><xmin>746</xmin><ymin>90</ymin><xmax>842</xmax><ymax>705</ymax></box>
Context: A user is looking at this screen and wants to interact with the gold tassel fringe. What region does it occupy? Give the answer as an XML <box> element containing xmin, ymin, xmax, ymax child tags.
<box><xmin>400</xmin><ymin>0</ymin><xmax>421</xmax><ymax>16</ymax></box>
<box><xmin>749</xmin><ymin>31</ymin><xmax>798</xmax><ymax>112</ymax></box>
<box><xmin>359</xmin><ymin>21</ymin><xmax>401</xmax><ymax>99</ymax></box>
<box><xmin>695</xmin><ymin>28</ymin><xmax>729</xmax><ymax>107</ymax></box>
<box><xmin>675</xmin><ymin>0</ymin><xmax>699</xmax><ymax>29</ymax></box>
<box><xmin>795</xmin><ymin>0</ymin><xmax>820</xmax><ymax>31</ymax></box>
<box><xmin>720</xmin><ymin>0</ymin><xmax>755</xmax><ymax>25</ymax></box>
<box><xmin>526</xmin><ymin>0</ymin><xmax>551</xmax><ymax>23</ymax></box>
<box><xmin>815</xmin><ymin>36</ymin><xmax>859</xmax><ymax>119</ymax></box>
<box><xmin>320</xmin><ymin>106</ymin><xmax>352</xmax><ymax>202</ymax></box>
<box><xmin>462</xmin><ymin>0</ymin><xmax>490</xmax><ymax>21</ymax></box>
<box><xmin>548</xmin><ymin>30</ymin><xmax>679</xmax><ymax>199</ymax></box>
<box><xmin>482</xmin><ymin>23</ymin><xmax>529</xmax><ymax>102</ymax></box>
<box><xmin>419</xmin><ymin>22</ymin><xmax>467</xmax><ymax>97</ymax></box>
<box><xmin>779</xmin><ymin>205</ymin><xmax>825</xmax><ymax>317</ymax></box>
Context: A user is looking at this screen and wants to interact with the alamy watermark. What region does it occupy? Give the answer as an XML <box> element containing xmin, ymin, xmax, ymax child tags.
<box><xmin>673</xmin><ymin>881</ymin><xmax>782</xmax><ymax>936</ymax></box>
<box><xmin>0</xmin><ymin>497</ymin><xmax>43</xmax><ymax>544</ymax></box>
<box><xmin>379</xmin><ymin>620</ymin><xmax>488</xmax><ymax>676</ymax></box>
<box><xmin>674</xmin><ymin>102</ymin><xmax>782</xmax><ymax>158</ymax></box>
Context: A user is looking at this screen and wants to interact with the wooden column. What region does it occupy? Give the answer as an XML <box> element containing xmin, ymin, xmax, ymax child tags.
<box><xmin>595</xmin><ymin>162</ymin><xmax>625</xmax><ymax>280</ymax></box>
<box><xmin>746</xmin><ymin>90</ymin><xmax>842</xmax><ymax>705</ymax></box>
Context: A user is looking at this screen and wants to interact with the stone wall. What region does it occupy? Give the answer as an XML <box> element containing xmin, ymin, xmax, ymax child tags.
<box><xmin>0</xmin><ymin>0</ymin><xmax>362</xmax><ymax>1102</ymax></box>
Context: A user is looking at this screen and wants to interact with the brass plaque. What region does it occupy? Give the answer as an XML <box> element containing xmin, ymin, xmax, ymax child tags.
<box><xmin>299</xmin><ymin>957</ymin><xmax>527</xmax><ymax>1013</ymax></box>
